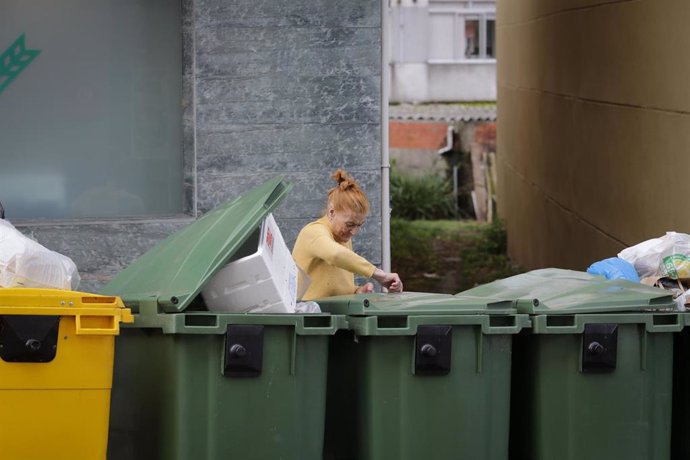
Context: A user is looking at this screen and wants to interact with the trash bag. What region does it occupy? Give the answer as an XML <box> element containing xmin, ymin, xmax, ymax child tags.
<box><xmin>294</xmin><ymin>301</ymin><xmax>321</xmax><ymax>313</ymax></box>
<box><xmin>587</xmin><ymin>257</ymin><xmax>640</xmax><ymax>282</ymax></box>
<box><xmin>675</xmin><ymin>290</ymin><xmax>690</xmax><ymax>312</ymax></box>
<box><xmin>658</xmin><ymin>238</ymin><xmax>690</xmax><ymax>280</ymax></box>
<box><xmin>0</xmin><ymin>219</ymin><xmax>80</xmax><ymax>290</ymax></box>
<box><xmin>618</xmin><ymin>232</ymin><xmax>690</xmax><ymax>279</ymax></box>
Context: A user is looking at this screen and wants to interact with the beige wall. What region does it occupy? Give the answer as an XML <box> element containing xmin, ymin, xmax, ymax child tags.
<box><xmin>497</xmin><ymin>0</ymin><xmax>690</xmax><ymax>270</ymax></box>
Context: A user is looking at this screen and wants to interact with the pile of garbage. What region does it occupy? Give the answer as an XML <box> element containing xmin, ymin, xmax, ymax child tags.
<box><xmin>0</xmin><ymin>218</ymin><xmax>80</xmax><ymax>291</ymax></box>
<box><xmin>588</xmin><ymin>232</ymin><xmax>690</xmax><ymax>310</ymax></box>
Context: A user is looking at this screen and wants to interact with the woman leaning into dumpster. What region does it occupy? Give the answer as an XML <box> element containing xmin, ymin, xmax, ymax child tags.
<box><xmin>292</xmin><ymin>169</ymin><xmax>403</xmax><ymax>300</ymax></box>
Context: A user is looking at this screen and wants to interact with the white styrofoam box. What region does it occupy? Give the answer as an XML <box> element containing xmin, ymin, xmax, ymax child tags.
<box><xmin>202</xmin><ymin>213</ymin><xmax>298</xmax><ymax>313</ymax></box>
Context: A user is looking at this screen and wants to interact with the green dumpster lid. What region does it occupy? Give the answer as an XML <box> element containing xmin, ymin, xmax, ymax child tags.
<box><xmin>100</xmin><ymin>177</ymin><xmax>292</xmax><ymax>313</ymax></box>
<box><xmin>316</xmin><ymin>291</ymin><xmax>519</xmax><ymax>316</ymax></box>
<box><xmin>455</xmin><ymin>268</ymin><xmax>675</xmax><ymax>314</ymax></box>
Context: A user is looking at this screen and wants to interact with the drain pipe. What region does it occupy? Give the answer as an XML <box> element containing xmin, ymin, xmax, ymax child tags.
<box><xmin>381</xmin><ymin>0</ymin><xmax>392</xmax><ymax>273</ymax></box>
<box><xmin>438</xmin><ymin>126</ymin><xmax>456</xmax><ymax>215</ymax></box>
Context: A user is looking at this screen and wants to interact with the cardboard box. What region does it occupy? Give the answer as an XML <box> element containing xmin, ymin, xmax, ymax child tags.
<box><xmin>202</xmin><ymin>214</ymin><xmax>297</xmax><ymax>313</ymax></box>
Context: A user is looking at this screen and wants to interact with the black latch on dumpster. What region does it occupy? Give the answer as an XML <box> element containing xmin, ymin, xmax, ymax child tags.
<box><xmin>581</xmin><ymin>323</ymin><xmax>618</xmax><ymax>373</ymax></box>
<box><xmin>0</xmin><ymin>201</ymin><xmax>4</xmax><ymax>219</ymax></box>
<box><xmin>0</xmin><ymin>315</ymin><xmax>60</xmax><ymax>363</ymax></box>
<box><xmin>223</xmin><ymin>324</ymin><xmax>264</xmax><ymax>378</ymax></box>
<box><xmin>415</xmin><ymin>325</ymin><xmax>452</xmax><ymax>376</ymax></box>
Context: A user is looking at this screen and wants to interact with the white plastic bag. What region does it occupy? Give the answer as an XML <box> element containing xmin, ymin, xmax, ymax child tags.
<box><xmin>294</xmin><ymin>301</ymin><xmax>321</xmax><ymax>314</ymax></box>
<box><xmin>0</xmin><ymin>219</ymin><xmax>80</xmax><ymax>290</ymax></box>
<box><xmin>618</xmin><ymin>232</ymin><xmax>690</xmax><ymax>279</ymax></box>
<box><xmin>675</xmin><ymin>290</ymin><xmax>690</xmax><ymax>312</ymax></box>
<box><xmin>659</xmin><ymin>238</ymin><xmax>690</xmax><ymax>279</ymax></box>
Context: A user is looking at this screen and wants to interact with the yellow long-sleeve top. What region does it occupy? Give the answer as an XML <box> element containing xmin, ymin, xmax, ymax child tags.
<box><xmin>292</xmin><ymin>216</ymin><xmax>376</xmax><ymax>300</ymax></box>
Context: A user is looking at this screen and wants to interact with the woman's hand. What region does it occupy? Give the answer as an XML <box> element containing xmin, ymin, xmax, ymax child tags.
<box><xmin>372</xmin><ymin>269</ymin><xmax>403</xmax><ymax>293</ymax></box>
<box><xmin>355</xmin><ymin>282</ymin><xmax>374</xmax><ymax>294</ymax></box>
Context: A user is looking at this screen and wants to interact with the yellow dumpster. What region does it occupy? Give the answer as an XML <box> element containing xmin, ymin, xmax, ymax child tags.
<box><xmin>0</xmin><ymin>288</ymin><xmax>133</xmax><ymax>460</ymax></box>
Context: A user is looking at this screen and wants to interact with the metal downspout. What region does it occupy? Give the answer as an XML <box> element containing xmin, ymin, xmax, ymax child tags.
<box><xmin>381</xmin><ymin>0</ymin><xmax>391</xmax><ymax>273</ymax></box>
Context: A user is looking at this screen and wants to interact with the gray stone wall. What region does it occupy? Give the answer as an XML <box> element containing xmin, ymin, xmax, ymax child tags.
<box><xmin>15</xmin><ymin>0</ymin><xmax>382</xmax><ymax>293</ymax></box>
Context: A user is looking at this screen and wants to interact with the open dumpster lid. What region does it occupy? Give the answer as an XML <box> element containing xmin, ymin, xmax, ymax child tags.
<box><xmin>100</xmin><ymin>177</ymin><xmax>292</xmax><ymax>313</ymax></box>
<box><xmin>455</xmin><ymin>268</ymin><xmax>675</xmax><ymax>314</ymax></box>
<box><xmin>316</xmin><ymin>291</ymin><xmax>519</xmax><ymax>316</ymax></box>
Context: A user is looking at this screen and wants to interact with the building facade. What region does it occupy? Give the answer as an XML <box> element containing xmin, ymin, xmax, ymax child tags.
<box><xmin>0</xmin><ymin>0</ymin><xmax>383</xmax><ymax>292</ymax></box>
<box><xmin>389</xmin><ymin>0</ymin><xmax>496</xmax><ymax>102</ymax></box>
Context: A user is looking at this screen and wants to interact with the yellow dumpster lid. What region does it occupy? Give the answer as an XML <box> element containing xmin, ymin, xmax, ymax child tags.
<box><xmin>0</xmin><ymin>288</ymin><xmax>133</xmax><ymax>324</ymax></box>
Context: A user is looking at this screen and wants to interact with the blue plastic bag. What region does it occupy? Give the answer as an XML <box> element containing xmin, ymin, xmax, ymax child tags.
<box><xmin>587</xmin><ymin>257</ymin><xmax>640</xmax><ymax>282</ymax></box>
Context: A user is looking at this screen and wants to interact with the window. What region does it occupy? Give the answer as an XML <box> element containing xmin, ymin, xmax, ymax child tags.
<box><xmin>428</xmin><ymin>8</ymin><xmax>496</xmax><ymax>62</ymax></box>
<box><xmin>0</xmin><ymin>0</ymin><xmax>183</xmax><ymax>219</ymax></box>
<box><xmin>464</xmin><ymin>17</ymin><xmax>480</xmax><ymax>58</ymax></box>
<box><xmin>459</xmin><ymin>13</ymin><xmax>494</xmax><ymax>60</ymax></box>
<box><xmin>487</xmin><ymin>19</ymin><xmax>496</xmax><ymax>58</ymax></box>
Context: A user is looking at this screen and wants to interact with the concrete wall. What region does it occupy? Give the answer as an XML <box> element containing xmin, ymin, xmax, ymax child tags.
<box><xmin>428</xmin><ymin>63</ymin><xmax>496</xmax><ymax>102</ymax></box>
<box><xmin>497</xmin><ymin>0</ymin><xmax>690</xmax><ymax>270</ymax></box>
<box><xmin>390</xmin><ymin>62</ymin><xmax>497</xmax><ymax>102</ymax></box>
<box><xmin>389</xmin><ymin>120</ymin><xmax>448</xmax><ymax>176</ymax></box>
<box><xmin>15</xmin><ymin>0</ymin><xmax>382</xmax><ymax>292</ymax></box>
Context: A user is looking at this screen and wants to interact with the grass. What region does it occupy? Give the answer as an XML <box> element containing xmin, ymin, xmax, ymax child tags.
<box><xmin>391</xmin><ymin>218</ymin><xmax>522</xmax><ymax>294</ymax></box>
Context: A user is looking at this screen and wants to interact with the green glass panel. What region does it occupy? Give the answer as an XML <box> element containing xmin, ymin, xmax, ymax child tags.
<box><xmin>0</xmin><ymin>0</ymin><xmax>182</xmax><ymax>219</ymax></box>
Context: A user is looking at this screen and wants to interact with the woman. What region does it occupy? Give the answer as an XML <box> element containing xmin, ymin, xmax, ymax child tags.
<box><xmin>292</xmin><ymin>169</ymin><xmax>403</xmax><ymax>300</ymax></box>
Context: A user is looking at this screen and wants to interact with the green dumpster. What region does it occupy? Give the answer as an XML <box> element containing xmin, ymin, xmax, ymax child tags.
<box><xmin>102</xmin><ymin>178</ymin><xmax>344</xmax><ymax>460</ymax></box>
<box><xmin>458</xmin><ymin>268</ymin><xmax>680</xmax><ymax>460</ymax></box>
<box><xmin>671</xmin><ymin>313</ymin><xmax>690</xmax><ymax>460</ymax></box>
<box><xmin>317</xmin><ymin>291</ymin><xmax>530</xmax><ymax>460</ymax></box>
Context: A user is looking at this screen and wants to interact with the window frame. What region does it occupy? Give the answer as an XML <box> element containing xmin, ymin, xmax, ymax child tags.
<box><xmin>428</xmin><ymin>7</ymin><xmax>496</xmax><ymax>64</ymax></box>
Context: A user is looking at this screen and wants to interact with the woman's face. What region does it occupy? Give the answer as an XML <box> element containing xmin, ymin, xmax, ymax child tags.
<box><xmin>328</xmin><ymin>207</ymin><xmax>366</xmax><ymax>243</ymax></box>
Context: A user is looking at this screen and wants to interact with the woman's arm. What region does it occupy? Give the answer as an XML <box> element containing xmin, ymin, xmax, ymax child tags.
<box><xmin>307</xmin><ymin>233</ymin><xmax>376</xmax><ymax>277</ymax></box>
<box><xmin>302</xmin><ymin>225</ymin><xmax>403</xmax><ymax>292</ymax></box>
<box><xmin>372</xmin><ymin>268</ymin><xmax>403</xmax><ymax>292</ymax></box>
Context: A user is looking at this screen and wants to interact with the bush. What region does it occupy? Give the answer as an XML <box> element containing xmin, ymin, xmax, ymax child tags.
<box><xmin>478</xmin><ymin>218</ymin><xmax>508</xmax><ymax>255</ymax></box>
<box><xmin>390</xmin><ymin>171</ymin><xmax>456</xmax><ymax>220</ymax></box>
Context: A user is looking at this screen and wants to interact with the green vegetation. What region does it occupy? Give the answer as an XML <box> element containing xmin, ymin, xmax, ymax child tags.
<box><xmin>390</xmin><ymin>170</ymin><xmax>456</xmax><ymax>220</ymax></box>
<box><xmin>389</xmin><ymin>166</ymin><xmax>520</xmax><ymax>293</ymax></box>
<box><xmin>391</xmin><ymin>218</ymin><xmax>522</xmax><ymax>294</ymax></box>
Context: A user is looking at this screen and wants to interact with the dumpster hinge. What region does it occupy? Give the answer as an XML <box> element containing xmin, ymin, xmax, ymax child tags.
<box><xmin>223</xmin><ymin>324</ymin><xmax>264</xmax><ymax>378</ymax></box>
<box><xmin>0</xmin><ymin>315</ymin><xmax>60</xmax><ymax>363</ymax></box>
<box><xmin>582</xmin><ymin>323</ymin><xmax>618</xmax><ymax>373</ymax></box>
<box><xmin>414</xmin><ymin>325</ymin><xmax>452</xmax><ymax>376</ymax></box>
